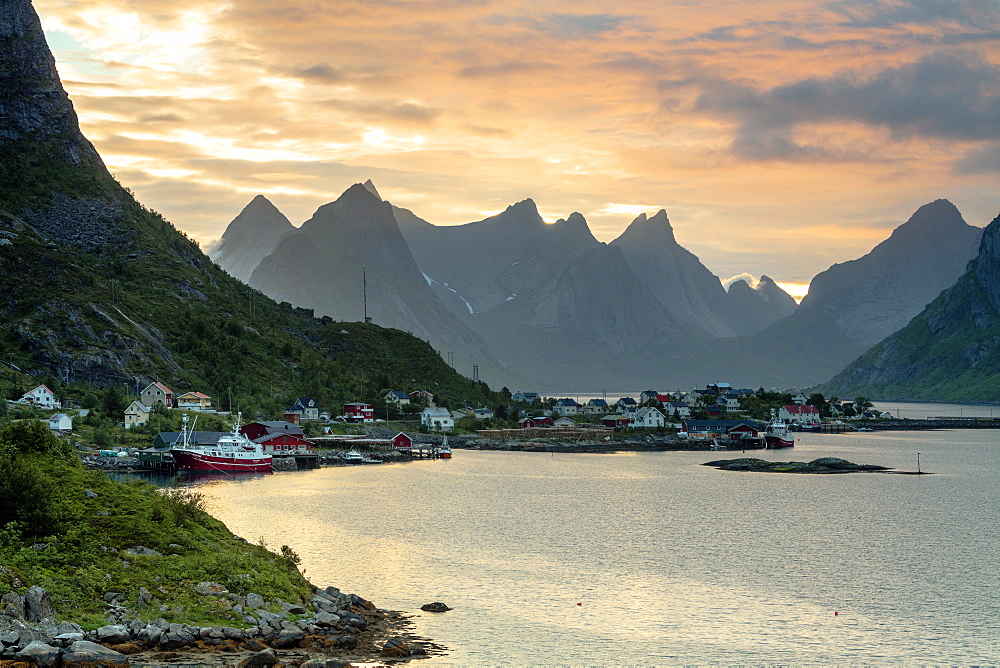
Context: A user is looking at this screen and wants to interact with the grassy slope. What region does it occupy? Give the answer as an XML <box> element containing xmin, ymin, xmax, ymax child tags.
<box><xmin>821</xmin><ymin>271</ymin><xmax>1000</xmax><ymax>401</ymax></box>
<box><xmin>0</xmin><ymin>422</ymin><xmax>312</xmax><ymax>628</ymax></box>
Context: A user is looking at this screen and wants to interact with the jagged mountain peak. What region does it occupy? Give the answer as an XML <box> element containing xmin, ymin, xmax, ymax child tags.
<box><xmin>615</xmin><ymin>208</ymin><xmax>678</xmax><ymax>246</ymax></box>
<box><xmin>362</xmin><ymin>179</ymin><xmax>382</xmax><ymax>201</ymax></box>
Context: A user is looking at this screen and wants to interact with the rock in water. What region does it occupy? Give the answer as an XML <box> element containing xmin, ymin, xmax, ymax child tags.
<box><xmin>420</xmin><ymin>601</ymin><xmax>451</xmax><ymax>612</ymax></box>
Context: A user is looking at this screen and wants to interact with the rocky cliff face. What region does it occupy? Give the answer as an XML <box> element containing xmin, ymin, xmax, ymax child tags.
<box><xmin>822</xmin><ymin>211</ymin><xmax>1000</xmax><ymax>401</ymax></box>
<box><xmin>0</xmin><ymin>0</ymin><xmax>129</xmax><ymax>250</ymax></box>
<box><xmin>794</xmin><ymin>199</ymin><xmax>982</xmax><ymax>347</ymax></box>
<box><xmin>211</xmin><ymin>195</ymin><xmax>295</xmax><ymax>283</ymax></box>
<box><xmin>725</xmin><ymin>275</ymin><xmax>798</xmax><ymax>333</ymax></box>
<box><xmin>399</xmin><ymin>199</ymin><xmax>601</xmax><ymax>317</ymax></box>
<box><xmin>249</xmin><ymin>184</ymin><xmax>508</xmax><ymax>380</ymax></box>
<box><xmin>727</xmin><ymin>199</ymin><xmax>985</xmax><ymax>387</ymax></box>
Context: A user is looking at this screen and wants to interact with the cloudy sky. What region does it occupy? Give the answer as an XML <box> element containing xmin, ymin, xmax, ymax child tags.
<box><xmin>37</xmin><ymin>0</ymin><xmax>1000</xmax><ymax>297</ymax></box>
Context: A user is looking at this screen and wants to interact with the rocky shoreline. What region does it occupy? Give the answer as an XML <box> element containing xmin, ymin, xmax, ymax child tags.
<box><xmin>0</xmin><ymin>581</ymin><xmax>443</xmax><ymax>667</ymax></box>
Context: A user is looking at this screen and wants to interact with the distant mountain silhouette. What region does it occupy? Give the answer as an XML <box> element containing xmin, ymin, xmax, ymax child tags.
<box><xmin>822</xmin><ymin>209</ymin><xmax>1000</xmax><ymax>401</ymax></box>
<box><xmin>211</xmin><ymin>195</ymin><xmax>294</xmax><ymax>283</ymax></box>
<box><xmin>610</xmin><ymin>210</ymin><xmax>795</xmax><ymax>336</ymax></box>
<box><xmin>725</xmin><ymin>199</ymin><xmax>983</xmax><ymax>386</ymax></box>
<box><xmin>245</xmin><ymin>184</ymin><xmax>510</xmax><ymax>383</ymax></box>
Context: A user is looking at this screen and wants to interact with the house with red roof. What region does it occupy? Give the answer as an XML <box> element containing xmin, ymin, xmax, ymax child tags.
<box><xmin>176</xmin><ymin>391</ymin><xmax>212</xmax><ymax>411</ymax></box>
<box><xmin>20</xmin><ymin>384</ymin><xmax>59</xmax><ymax>409</ymax></box>
<box><xmin>140</xmin><ymin>382</ymin><xmax>173</xmax><ymax>409</ymax></box>
<box><xmin>240</xmin><ymin>421</ymin><xmax>312</xmax><ymax>453</ymax></box>
<box><xmin>779</xmin><ymin>404</ymin><xmax>821</xmax><ymax>424</ymax></box>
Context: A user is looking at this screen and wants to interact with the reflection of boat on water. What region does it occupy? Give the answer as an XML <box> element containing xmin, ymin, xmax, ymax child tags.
<box><xmin>439</xmin><ymin>435</ymin><xmax>452</xmax><ymax>459</ymax></box>
<box><xmin>764</xmin><ymin>413</ymin><xmax>794</xmax><ymax>449</ymax></box>
<box><xmin>170</xmin><ymin>414</ymin><xmax>272</xmax><ymax>473</ymax></box>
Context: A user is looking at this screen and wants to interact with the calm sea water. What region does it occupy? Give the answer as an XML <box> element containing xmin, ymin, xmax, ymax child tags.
<box><xmin>188</xmin><ymin>428</ymin><xmax>999</xmax><ymax>665</ymax></box>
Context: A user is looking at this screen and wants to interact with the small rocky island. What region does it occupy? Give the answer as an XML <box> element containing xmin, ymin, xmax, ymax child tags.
<box><xmin>703</xmin><ymin>457</ymin><xmax>894</xmax><ymax>473</ymax></box>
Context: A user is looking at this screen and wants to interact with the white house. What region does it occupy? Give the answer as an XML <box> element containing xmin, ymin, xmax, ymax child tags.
<box><xmin>779</xmin><ymin>404</ymin><xmax>820</xmax><ymax>424</ymax></box>
<box><xmin>584</xmin><ymin>398</ymin><xmax>610</xmax><ymax>414</ymax></box>
<box><xmin>631</xmin><ymin>406</ymin><xmax>666</xmax><ymax>429</ymax></box>
<box><xmin>666</xmin><ymin>402</ymin><xmax>691</xmax><ymax>419</ymax></box>
<box><xmin>554</xmin><ymin>398</ymin><xmax>581</xmax><ymax>416</ymax></box>
<box><xmin>553</xmin><ymin>416</ymin><xmax>577</xmax><ymax>427</ymax></box>
<box><xmin>421</xmin><ymin>407</ymin><xmax>454</xmax><ymax>432</ymax></box>
<box><xmin>473</xmin><ymin>407</ymin><xmax>494</xmax><ymax>420</ymax></box>
<box><xmin>512</xmin><ymin>391</ymin><xmax>539</xmax><ymax>404</ymax></box>
<box><xmin>124</xmin><ymin>401</ymin><xmax>151</xmax><ymax>428</ymax></box>
<box><xmin>47</xmin><ymin>413</ymin><xmax>72</xmax><ymax>431</ymax></box>
<box><xmin>20</xmin><ymin>384</ymin><xmax>59</xmax><ymax>409</ymax></box>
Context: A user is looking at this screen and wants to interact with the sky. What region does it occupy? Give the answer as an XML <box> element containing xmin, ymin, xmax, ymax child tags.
<box><xmin>36</xmin><ymin>0</ymin><xmax>1000</xmax><ymax>299</ymax></box>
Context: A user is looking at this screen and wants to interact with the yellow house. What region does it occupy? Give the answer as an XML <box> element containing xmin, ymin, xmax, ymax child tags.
<box><xmin>124</xmin><ymin>400</ymin><xmax>151</xmax><ymax>428</ymax></box>
<box><xmin>176</xmin><ymin>391</ymin><xmax>212</xmax><ymax>411</ymax></box>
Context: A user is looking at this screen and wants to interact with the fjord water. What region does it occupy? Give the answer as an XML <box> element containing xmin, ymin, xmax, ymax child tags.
<box><xmin>195</xmin><ymin>430</ymin><xmax>998</xmax><ymax>664</ymax></box>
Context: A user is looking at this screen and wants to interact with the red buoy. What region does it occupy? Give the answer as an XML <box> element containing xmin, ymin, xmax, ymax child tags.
<box><xmin>577</xmin><ymin>602</ymin><xmax>582</xmax><ymax>606</ymax></box>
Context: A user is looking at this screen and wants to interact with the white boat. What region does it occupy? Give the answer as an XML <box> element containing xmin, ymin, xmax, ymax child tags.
<box><xmin>171</xmin><ymin>413</ymin><xmax>272</xmax><ymax>473</ymax></box>
<box><xmin>439</xmin><ymin>435</ymin><xmax>452</xmax><ymax>458</ymax></box>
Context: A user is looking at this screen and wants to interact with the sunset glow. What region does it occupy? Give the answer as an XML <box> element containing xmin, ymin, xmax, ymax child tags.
<box><xmin>37</xmin><ymin>0</ymin><xmax>1000</xmax><ymax>286</ymax></box>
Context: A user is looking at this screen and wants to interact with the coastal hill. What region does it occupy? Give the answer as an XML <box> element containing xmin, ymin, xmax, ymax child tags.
<box><xmin>0</xmin><ymin>0</ymin><xmax>503</xmax><ymax>414</ymax></box>
<box><xmin>822</xmin><ymin>210</ymin><xmax>1000</xmax><ymax>401</ymax></box>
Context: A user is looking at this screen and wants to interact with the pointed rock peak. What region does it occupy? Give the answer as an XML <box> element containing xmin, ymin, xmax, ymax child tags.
<box><xmin>244</xmin><ymin>194</ymin><xmax>281</xmax><ymax>212</ymax></box>
<box><xmin>565</xmin><ymin>212</ymin><xmax>587</xmax><ymax>226</ymax></box>
<box><xmin>894</xmin><ymin>198</ymin><xmax>968</xmax><ymax>236</ymax></box>
<box><xmin>362</xmin><ymin>179</ymin><xmax>382</xmax><ymax>201</ymax></box>
<box><xmin>648</xmin><ymin>209</ymin><xmax>671</xmax><ymax>227</ymax></box>
<box><xmin>340</xmin><ymin>182</ymin><xmax>384</xmax><ymax>205</ymax></box>
<box><xmin>631</xmin><ymin>212</ymin><xmax>648</xmax><ymax>225</ymax></box>
<box><xmin>727</xmin><ymin>278</ymin><xmax>753</xmax><ymax>293</ymax></box>
<box><xmin>506</xmin><ymin>198</ymin><xmax>540</xmax><ymax>216</ymax></box>
<box><xmin>756</xmin><ymin>275</ymin><xmax>777</xmax><ymax>289</ymax></box>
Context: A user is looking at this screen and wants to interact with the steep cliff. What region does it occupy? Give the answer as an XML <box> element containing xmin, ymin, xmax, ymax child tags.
<box><xmin>822</xmin><ymin>211</ymin><xmax>1000</xmax><ymax>401</ymax></box>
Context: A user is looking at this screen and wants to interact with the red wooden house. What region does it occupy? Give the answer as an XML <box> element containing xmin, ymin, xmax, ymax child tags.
<box><xmin>392</xmin><ymin>432</ymin><xmax>413</xmax><ymax>451</ymax></box>
<box><xmin>519</xmin><ymin>416</ymin><xmax>553</xmax><ymax>429</ymax></box>
<box><xmin>342</xmin><ymin>402</ymin><xmax>374</xmax><ymax>422</ymax></box>
<box><xmin>601</xmin><ymin>415</ymin><xmax>630</xmax><ymax>428</ymax></box>
<box><xmin>240</xmin><ymin>421</ymin><xmax>312</xmax><ymax>453</ymax></box>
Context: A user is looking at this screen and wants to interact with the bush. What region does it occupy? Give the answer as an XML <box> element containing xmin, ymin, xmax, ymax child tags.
<box><xmin>0</xmin><ymin>455</ymin><xmax>60</xmax><ymax>537</ymax></box>
<box><xmin>0</xmin><ymin>420</ymin><xmax>73</xmax><ymax>458</ymax></box>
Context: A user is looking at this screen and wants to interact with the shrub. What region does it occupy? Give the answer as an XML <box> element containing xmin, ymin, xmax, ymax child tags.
<box><xmin>0</xmin><ymin>455</ymin><xmax>59</xmax><ymax>537</ymax></box>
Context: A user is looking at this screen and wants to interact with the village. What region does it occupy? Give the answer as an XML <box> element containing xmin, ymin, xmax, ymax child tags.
<box><xmin>4</xmin><ymin>379</ymin><xmax>899</xmax><ymax>466</ymax></box>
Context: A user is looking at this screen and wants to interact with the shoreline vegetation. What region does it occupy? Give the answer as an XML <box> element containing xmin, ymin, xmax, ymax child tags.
<box><xmin>0</xmin><ymin>422</ymin><xmax>440</xmax><ymax>667</ymax></box>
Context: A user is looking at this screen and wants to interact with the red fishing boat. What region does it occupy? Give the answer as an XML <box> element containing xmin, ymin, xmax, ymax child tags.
<box><xmin>764</xmin><ymin>414</ymin><xmax>794</xmax><ymax>449</ymax></box>
<box><xmin>171</xmin><ymin>414</ymin><xmax>272</xmax><ymax>473</ymax></box>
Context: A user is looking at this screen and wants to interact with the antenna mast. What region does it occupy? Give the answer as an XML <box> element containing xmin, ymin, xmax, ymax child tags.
<box><xmin>363</xmin><ymin>265</ymin><xmax>372</xmax><ymax>324</ymax></box>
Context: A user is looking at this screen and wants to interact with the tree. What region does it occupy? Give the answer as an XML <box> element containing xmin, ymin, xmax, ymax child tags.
<box><xmin>101</xmin><ymin>386</ymin><xmax>127</xmax><ymax>417</ymax></box>
<box><xmin>854</xmin><ymin>396</ymin><xmax>874</xmax><ymax>414</ymax></box>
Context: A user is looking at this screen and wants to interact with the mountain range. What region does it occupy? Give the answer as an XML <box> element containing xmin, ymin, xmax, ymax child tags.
<box><xmin>213</xmin><ymin>182</ymin><xmax>986</xmax><ymax>392</ymax></box>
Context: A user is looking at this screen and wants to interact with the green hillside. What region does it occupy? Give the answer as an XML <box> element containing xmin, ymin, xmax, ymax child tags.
<box><xmin>0</xmin><ymin>0</ymin><xmax>502</xmax><ymax>417</ymax></box>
